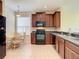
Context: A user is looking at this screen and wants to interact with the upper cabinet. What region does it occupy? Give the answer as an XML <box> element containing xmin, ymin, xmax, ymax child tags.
<box><xmin>0</xmin><ymin>0</ymin><xmax>2</xmax><ymax>15</ymax></box>
<box><xmin>32</xmin><ymin>14</ymin><xmax>37</xmax><ymax>27</ymax></box>
<box><xmin>46</xmin><ymin>14</ymin><xmax>54</xmax><ymax>27</ymax></box>
<box><xmin>36</xmin><ymin>12</ymin><xmax>46</xmax><ymax>21</ymax></box>
<box><xmin>32</xmin><ymin>11</ymin><xmax>60</xmax><ymax>27</ymax></box>
<box><xmin>53</xmin><ymin>11</ymin><xmax>60</xmax><ymax>28</ymax></box>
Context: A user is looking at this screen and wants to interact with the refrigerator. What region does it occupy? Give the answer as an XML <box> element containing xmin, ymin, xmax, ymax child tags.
<box><xmin>0</xmin><ymin>15</ymin><xmax>6</xmax><ymax>59</ymax></box>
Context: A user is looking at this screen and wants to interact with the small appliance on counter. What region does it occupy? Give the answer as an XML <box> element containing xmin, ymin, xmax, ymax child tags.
<box><xmin>36</xmin><ymin>29</ymin><xmax>46</xmax><ymax>44</ymax></box>
<box><xmin>36</xmin><ymin>21</ymin><xmax>46</xmax><ymax>27</ymax></box>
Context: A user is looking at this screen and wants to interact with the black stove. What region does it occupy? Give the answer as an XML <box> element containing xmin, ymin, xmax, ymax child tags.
<box><xmin>36</xmin><ymin>29</ymin><xmax>45</xmax><ymax>44</ymax></box>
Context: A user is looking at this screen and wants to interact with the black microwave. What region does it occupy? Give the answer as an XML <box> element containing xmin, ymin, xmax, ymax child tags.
<box><xmin>36</xmin><ymin>21</ymin><xmax>45</xmax><ymax>27</ymax></box>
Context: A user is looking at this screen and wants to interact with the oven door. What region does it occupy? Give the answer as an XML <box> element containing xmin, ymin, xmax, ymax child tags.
<box><xmin>36</xmin><ymin>34</ymin><xmax>45</xmax><ymax>44</ymax></box>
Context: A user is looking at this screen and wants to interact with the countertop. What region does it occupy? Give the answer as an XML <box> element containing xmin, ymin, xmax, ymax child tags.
<box><xmin>32</xmin><ymin>31</ymin><xmax>53</xmax><ymax>33</ymax></box>
<box><xmin>52</xmin><ymin>33</ymin><xmax>79</xmax><ymax>47</ymax></box>
<box><xmin>32</xmin><ymin>31</ymin><xmax>79</xmax><ymax>46</ymax></box>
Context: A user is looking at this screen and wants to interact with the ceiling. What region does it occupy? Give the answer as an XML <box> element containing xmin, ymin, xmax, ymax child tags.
<box><xmin>4</xmin><ymin>0</ymin><xmax>65</xmax><ymax>12</ymax></box>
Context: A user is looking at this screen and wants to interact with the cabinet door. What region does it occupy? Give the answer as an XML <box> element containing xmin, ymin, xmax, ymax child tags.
<box><xmin>56</xmin><ymin>36</ymin><xmax>65</xmax><ymax>59</ymax></box>
<box><xmin>46</xmin><ymin>32</ymin><xmax>51</xmax><ymax>44</ymax></box>
<box><xmin>46</xmin><ymin>14</ymin><xmax>54</xmax><ymax>27</ymax></box>
<box><xmin>45</xmin><ymin>14</ymin><xmax>50</xmax><ymax>27</ymax></box>
<box><xmin>31</xmin><ymin>32</ymin><xmax>36</xmax><ymax>44</ymax></box>
<box><xmin>51</xmin><ymin>35</ymin><xmax>55</xmax><ymax>44</ymax></box>
<box><xmin>32</xmin><ymin>14</ymin><xmax>37</xmax><ymax>27</ymax></box>
<box><xmin>36</xmin><ymin>12</ymin><xmax>45</xmax><ymax>21</ymax></box>
<box><xmin>41</xmin><ymin>13</ymin><xmax>46</xmax><ymax>22</ymax></box>
<box><xmin>37</xmin><ymin>14</ymin><xmax>41</xmax><ymax>21</ymax></box>
<box><xmin>65</xmin><ymin>47</ymin><xmax>79</xmax><ymax>59</ymax></box>
<box><xmin>56</xmin><ymin>36</ymin><xmax>59</xmax><ymax>52</ymax></box>
<box><xmin>58</xmin><ymin>38</ymin><xmax>65</xmax><ymax>59</ymax></box>
<box><xmin>53</xmin><ymin>12</ymin><xmax>60</xmax><ymax>28</ymax></box>
<box><xmin>49</xmin><ymin>14</ymin><xmax>54</xmax><ymax>27</ymax></box>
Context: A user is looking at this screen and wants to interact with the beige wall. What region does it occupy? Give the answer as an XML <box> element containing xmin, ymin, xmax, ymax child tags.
<box><xmin>3</xmin><ymin>0</ymin><xmax>15</xmax><ymax>37</ymax></box>
<box><xmin>61</xmin><ymin>0</ymin><xmax>79</xmax><ymax>32</ymax></box>
<box><xmin>2</xmin><ymin>0</ymin><xmax>79</xmax><ymax>37</ymax></box>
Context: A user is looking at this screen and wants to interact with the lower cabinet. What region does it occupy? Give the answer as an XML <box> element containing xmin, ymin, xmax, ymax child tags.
<box><xmin>65</xmin><ymin>47</ymin><xmax>79</xmax><ymax>59</ymax></box>
<box><xmin>31</xmin><ymin>32</ymin><xmax>55</xmax><ymax>44</ymax></box>
<box><xmin>56</xmin><ymin>36</ymin><xmax>59</xmax><ymax>52</ymax></box>
<box><xmin>52</xmin><ymin>35</ymin><xmax>56</xmax><ymax>44</ymax></box>
<box><xmin>46</xmin><ymin>32</ymin><xmax>52</xmax><ymax>44</ymax></box>
<box><xmin>56</xmin><ymin>36</ymin><xmax>65</xmax><ymax>59</ymax></box>
<box><xmin>58</xmin><ymin>38</ymin><xmax>65</xmax><ymax>59</ymax></box>
<box><xmin>31</xmin><ymin>32</ymin><xmax>36</xmax><ymax>44</ymax></box>
<box><xmin>55</xmin><ymin>36</ymin><xmax>79</xmax><ymax>59</ymax></box>
<box><xmin>46</xmin><ymin>32</ymin><xmax>55</xmax><ymax>44</ymax></box>
<box><xmin>65</xmin><ymin>41</ymin><xmax>79</xmax><ymax>59</ymax></box>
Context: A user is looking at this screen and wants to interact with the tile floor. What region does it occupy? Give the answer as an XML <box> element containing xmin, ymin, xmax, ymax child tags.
<box><xmin>4</xmin><ymin>35</ymin><xmax>61</xmax><ymax>59</ymax></box>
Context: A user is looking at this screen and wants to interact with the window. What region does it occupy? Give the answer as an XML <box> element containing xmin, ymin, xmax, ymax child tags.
<box><xmin>16</xmin><ymin>16</ymin><xmax>31</xmax><ymax>35</ymax></box>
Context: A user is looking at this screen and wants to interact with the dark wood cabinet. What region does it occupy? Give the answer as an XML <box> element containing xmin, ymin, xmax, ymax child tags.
<box><xmin>65</xmin><ymin>47</ymin><xmax>79</xmax><ymax>59</ymax></box>
<box><xmin>31</xmin><ymin>32</ymin><xmax>36</xmax><ymax>44</ymax></box>
<box><xmin>56</xmin><ymin>36</ymin><xmax>65</xmax><ymax>59</ymax></box>
<box><xmin>53</xmin><ymin>11</ymin><xmax>60</xmax><ymax>28</ymax></box>
<box><xmin>51</xmin><ymin>34</ymin><xmax>55</xmax><ymax>44</ymax></box>
<box><xmin>36</xmin><ymin>13</ymin><xmax>41</xmax><ymax>21</ymax></box>
<box><xmin>45</xmin><ymin>14</ymin><xmax>50</xmax><ymax>27</ymax></box>
<box><xmin>32</xmin><ymin>12</ymin><xmax>54</xmax><ymax>27</ymax></box>
<box><xmin>45</xmin><ymin>14</ymin><xmax>54</xmax><ymax>27</ymax></box>
<box><xmin>46</xmin><ymin>32</ymin><xmax>56</xmax><ymax>44</ymax></box>
<box><xmin>46</xmin><ymin>32</ymin><xmax>52</xmax><ymax>44</ymax></box>
<box><xmin>32</xmin><ymin>14</ymin><xmax>37</xmax><ymax>27</ymax></box>
<box><xmin>56</xmin><ymin>36</ymin><xmax>59</xmax><ymax>52</ymax></box>
<box><xmin>55</xmin><ymin>35</ymin><xmax>79</xmax><ymax>59</ymax></box>
<box><xmin>37</xmin><ymin>12</ymin><xmax>46</xmax><ymax>21</ymax></box>
<box><xmin>0</xmin><ymin>0</ymin><xmax>2</xmax><ymax>15</ymax></box>
<box><xmin>32</xmin><ymin>12</ymin><xmax>60</xmax><ymax>27</ymax></box>
<box><xmin>65</xmin><ymin>41</ymin><xmax>79</xmax><ymax>59</ymax></box>
<box><xmin>49</xmin><ymin>14</ymin><xmax>54</xmax><ymax>27</ymax></box>
<box><xmin>32</xmin><ymin>13</ymin><xmax>46</xmax><ymax>27</ymax></box>
<box><xmin>58</xmin><ymin>37</ymin><xmax>65</xmax><ymax>59</ymax></box>
<box><xmin>31</xmin><ymin>32</ymin><xmax>55</xmax><ymax>44</ymax></box>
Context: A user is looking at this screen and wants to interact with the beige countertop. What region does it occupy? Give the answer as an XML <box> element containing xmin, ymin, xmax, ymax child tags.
<box><xmin>52</xmin><ymin>33</ymin><xmax>79</xmax><ymax>47</ymax></box>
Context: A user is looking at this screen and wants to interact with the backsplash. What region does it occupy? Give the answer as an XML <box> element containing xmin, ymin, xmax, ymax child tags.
<box><xmin>60</xmin><ymin>28</ymin><xmax>79</xmax><ymax>33</ymax></box>
<box><xmin>32</xmin><ymin>27</ymin><xmax>60</xmax><ymax>31</ymax></box>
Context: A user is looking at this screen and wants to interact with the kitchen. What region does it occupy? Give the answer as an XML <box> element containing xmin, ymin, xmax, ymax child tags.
<box><xmin>31</xmin><ymin>12</ymin><xmax>60</xmax><ymax>44</ymax></box>
<box><xmin>0</xmin><ymin>0</ymin><xmax>79</xmax><ymax>59</ymax></box>
<box><xmin>31</xmin><ymin>11</ymin><xmax>79</xmax><ymax>59</ymax></box>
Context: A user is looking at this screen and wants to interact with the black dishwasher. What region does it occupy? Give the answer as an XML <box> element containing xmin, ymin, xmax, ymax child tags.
<box><xmin>36</xmin><ymin>29</ymin><xmax>45</xmax><ymax>44</ymax></box>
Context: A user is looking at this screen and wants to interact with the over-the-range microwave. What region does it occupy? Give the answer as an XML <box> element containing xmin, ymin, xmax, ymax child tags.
<box><xmin>36</xmin><ymin>21</ymin><xmax>46</xmax><ymax>27</ymax></box>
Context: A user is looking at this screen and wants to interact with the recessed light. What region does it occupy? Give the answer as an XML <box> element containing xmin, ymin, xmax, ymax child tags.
<box><xmin>16</xmin><ymin>14</ymin><xmax>20</xmax><ymax>17</ymax></box>
<box><xmin>44</xmin><ymin>6</ymin><xmax>47</xmax><ymax>9</ymax></box>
